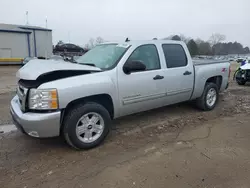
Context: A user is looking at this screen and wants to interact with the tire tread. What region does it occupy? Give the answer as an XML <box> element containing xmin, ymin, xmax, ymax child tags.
<box><xmin>196</xmin><ymin>82</ymin><xmax>219</xmax><ymax>111</ymax></box>
<box><xmin>63</xmin><ymin>102</ymin><xmax>111</xmax><ymax>150</ymax></box>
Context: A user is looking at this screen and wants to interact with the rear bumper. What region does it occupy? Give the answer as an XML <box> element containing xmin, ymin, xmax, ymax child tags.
<box><xmin>10</xmin><ymin>95</ymin><xmax>61</xmax><ymax>138</ymax></box>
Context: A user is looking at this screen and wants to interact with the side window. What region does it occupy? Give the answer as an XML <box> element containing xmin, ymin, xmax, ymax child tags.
<box><xmin>162</xmin><ymin>44</ymin><xmax>187</xmax><ymax>68</ymax></box>
<box><xmin>127</xmin><ymin>44</ymin><xmax>160</xmax><ymax>70</ymax></box>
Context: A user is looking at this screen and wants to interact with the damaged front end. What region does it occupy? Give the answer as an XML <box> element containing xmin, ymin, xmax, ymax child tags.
<box><xmin>19</xmin><ymin>69</ymin><xmax>95</xmax><ymax>88</ymax></box>
<box><xmin>16</xmin><ymin>59</ymin><xmax>102</xmax><ymax>112</ymax></box>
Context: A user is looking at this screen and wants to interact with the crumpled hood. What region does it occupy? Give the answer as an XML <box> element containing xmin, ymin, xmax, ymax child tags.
<box><xmin>16</xmin><ymin>59</ymin><xmax>101</xmax><ymax>80</ymax></box>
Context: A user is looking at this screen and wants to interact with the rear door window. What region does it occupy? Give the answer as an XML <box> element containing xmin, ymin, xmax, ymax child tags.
<box><xmin>162</xmin><ymin>44</ymin><xmax>187</xmax><ymax>68</ymax></box>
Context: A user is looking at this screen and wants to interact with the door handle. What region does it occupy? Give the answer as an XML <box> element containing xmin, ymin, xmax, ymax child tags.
<box><xmin>183</xmin><ymin>71</ymin><xmax>192</xmax><ymax>75</ymax></box>
<box><xmin>153</xmin><ymin>75</ymin><xmax>164</xmax><ymax>80</ymax></box>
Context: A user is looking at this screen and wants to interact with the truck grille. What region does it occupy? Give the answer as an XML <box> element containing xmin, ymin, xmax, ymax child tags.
<box><xmin>17</xmin><ymin>83</ymin><xmax>28</xmax><ymax>111</ymax></box>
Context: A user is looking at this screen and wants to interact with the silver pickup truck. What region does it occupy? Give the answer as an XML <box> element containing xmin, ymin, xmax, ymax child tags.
<box><xmin>10</xmin><ymin>40</ymin><xmax>230</xmax><ymax>149</ymax></box>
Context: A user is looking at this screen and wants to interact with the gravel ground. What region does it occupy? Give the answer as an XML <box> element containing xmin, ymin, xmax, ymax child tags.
<box><xmin>0</xmin><ymin>66</ymin><xmax>19</xmax><ymax>94</ymax></box>
<box><xmin>0</xmin><ymin>92</ymin><xmax>16</xmax><ymax>125</ymax></box>
<box><xmin>0</xmin><ymin>66</ymin><xmax>19</xmax><ymax>124</ymax></box>
<box><xmin>1</xmin><ymin>63</ymin><xmax>250</xmax><ymax>187</ymax></box>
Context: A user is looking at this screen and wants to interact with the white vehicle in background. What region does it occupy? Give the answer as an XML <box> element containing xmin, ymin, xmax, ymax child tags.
<box><xmin>234</xmin><ymin>58</ymin><xmax>250</xmax><ymax>85</ymax></box>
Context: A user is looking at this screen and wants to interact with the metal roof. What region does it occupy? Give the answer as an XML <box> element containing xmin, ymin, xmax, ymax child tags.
<box><xmin>0</xmin><ymin>23</ymin><xmax>52</xmax><ymax>34</ymax></box>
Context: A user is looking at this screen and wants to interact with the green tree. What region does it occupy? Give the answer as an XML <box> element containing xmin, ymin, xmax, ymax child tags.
<box><xmin>244</xmin><ymin>47</ymin><xmax>250</xmax><ymax>54</ymax></box>
<box><xmin>187</xmin><ymin>39</ymin><xmax>198</xmax><ymax>56</ymax></box>
<box><xmin>179</xmin><ymin>34</ymin><xmax>191</xmax><ymax>44</ymax></box>
<box><xmin>171</xmin><ymin>35</ymin><xmax>181</xmax><ymax>41</ymax></box>
<box><xmin>198</xmin><ymin>42</ymin><xmax>212</xmax><ymax>55</ymax></box>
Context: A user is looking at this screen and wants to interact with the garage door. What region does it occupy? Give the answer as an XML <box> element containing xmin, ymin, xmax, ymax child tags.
<box><xmin>0</xmin><ymin>48</ymin><xmax>11</xmax><ymax>58</ymax></box>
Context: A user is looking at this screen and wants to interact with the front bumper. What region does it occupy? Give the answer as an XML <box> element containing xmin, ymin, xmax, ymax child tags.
<box><xmin>10</xmin><ymin>95</ymin><xmax>61</xmax><ymax>138</ymax></box>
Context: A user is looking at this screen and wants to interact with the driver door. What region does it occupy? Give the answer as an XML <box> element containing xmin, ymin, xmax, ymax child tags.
<box><xmin>117</xmin><ymin>44</ymin><xmax>166</xmax><ymax>117</ymax></box>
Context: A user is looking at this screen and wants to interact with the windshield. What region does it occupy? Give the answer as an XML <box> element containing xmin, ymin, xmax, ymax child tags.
<box><xmin>76</xmin><ymin>43</ymin><xmax>130</xmax><ymax>69</ymax></box>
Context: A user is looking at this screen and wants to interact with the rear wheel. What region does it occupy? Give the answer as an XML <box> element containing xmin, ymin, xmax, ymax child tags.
<box><xmin>63</xmin><ymin>102</ymin><xmax>111</xmax><ymax>150</ymax></box>
<box><xmin>196</xmin><ymin>82</ymin><xmax>219</xmax><ymax>111</ymax></box>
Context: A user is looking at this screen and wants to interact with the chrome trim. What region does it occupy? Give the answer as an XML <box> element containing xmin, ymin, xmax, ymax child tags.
<box><xmin>122</xmin><ymin>88</ymin><xmax>192</xmax><ymax>105</ymax></box>
<box><xmin>123</xmin><ymin>92</ymin><xmax>166</xmax><ymax>105</ymax></box>
<box><xmin>17</xmin><ymin>84</ymin><xmax>28</xmax><ymax>111</ymax></box>
<box><xmin>167</xmin><ymin>88</ymin><xmax>192</xmax><ymax>96</ymax></box>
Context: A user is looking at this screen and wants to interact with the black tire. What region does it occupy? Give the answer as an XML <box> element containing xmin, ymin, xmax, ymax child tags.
<box><xmin>196</xmin><ymin>82</ymin><xmax>219</xmax><ymax>111</ymax></box>
<box><xmin>63</xmin><ymin>102</ymin><xmax>111</xmax><ymax>150</ymax></box>
<box><xmin>236</xmin><ymin>79</ymin><xmax>246</xmax><ymax>85</ymax></box>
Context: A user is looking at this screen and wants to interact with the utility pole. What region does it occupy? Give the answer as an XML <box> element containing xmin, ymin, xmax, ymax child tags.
<box><xmin>26</xmin><ymin>11</ymin><xmax>29</xmax><ymax>25</ymax></box>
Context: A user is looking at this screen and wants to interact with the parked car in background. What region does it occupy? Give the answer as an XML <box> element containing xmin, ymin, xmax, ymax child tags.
<box><xmin>237</xmin><ymin>57</ymin><xmax>244</xmax><ymax>63</ymax></box>
<box><xmin>53</xmin><ymin>43</ymin><xmax>87</xmax><ymax>54</ymax></box>
<box><xmin>11</xmin><ymin>40</ymin><xmax>230</xmax><ymax>150</ymax></box>
<box><xmin>49</xmin><ymin>55</ymin><xmax>64</xmax><ymax>61</ymax></box>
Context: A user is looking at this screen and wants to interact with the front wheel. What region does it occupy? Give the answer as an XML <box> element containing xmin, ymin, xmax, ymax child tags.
<box><xmin>63</xmin><ymin>102</ymin><xmax>111</xmax><ymax>150</ymax></box>
<box><xmin>196</xmin><ymin>83</ymin><xmax>219</xmax><ymax>111</ymax></box>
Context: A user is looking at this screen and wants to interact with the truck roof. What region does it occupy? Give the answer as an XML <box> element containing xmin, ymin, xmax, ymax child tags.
<box><xmin>101</xmin><ymin>40</ymin><xmax>185</xmax><ymax>46</ymax></box>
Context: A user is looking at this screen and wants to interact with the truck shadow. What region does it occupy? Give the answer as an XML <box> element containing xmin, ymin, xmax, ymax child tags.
<box><xmin>113</xmin><ymin>101</ymin><xmax>200</xmax><ymax>132</ymax></box>
<box><xmin>112</xmin><ymin>92</ymin><xmax>232</xmax><ymax>133</ymax></box>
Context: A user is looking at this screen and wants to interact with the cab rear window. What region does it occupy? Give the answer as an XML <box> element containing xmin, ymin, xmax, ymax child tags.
<box><xmin>162</xmin><ymin>44</ymin><xmax>187</xmax><ymax>68</ymax></box>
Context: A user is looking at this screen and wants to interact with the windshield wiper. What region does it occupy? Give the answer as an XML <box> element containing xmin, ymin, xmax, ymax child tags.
<box><xmin>77</xmin><ymin>62</ymin><xmax>103</xmax><ymax>71</ymax></box>
<box><xmin>75</xmin><ymin>60</ymin><xmax>96</xmax><ymax>67</ymax></box>
<box><xmin>80</xmin><ymin>63</ymin><xmax>96</xmax><ymax>67</ymax></box>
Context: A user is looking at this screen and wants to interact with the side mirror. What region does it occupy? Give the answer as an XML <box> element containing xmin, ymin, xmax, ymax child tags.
<box><xmin>123</xmin><ymin>60</ymin><xmax>146</xmax><ymax>74</ymax></box>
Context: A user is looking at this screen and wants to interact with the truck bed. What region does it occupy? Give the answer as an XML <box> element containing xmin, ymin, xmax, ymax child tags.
<box><xmin>193</xmin><ymin>59</ymin><xmax>229</xmax><ymax>66</ymax></box>
<box><xmin>190</xmin><ymin>60</ymin><xmax>230</xmax><ymax>100</ymax></box>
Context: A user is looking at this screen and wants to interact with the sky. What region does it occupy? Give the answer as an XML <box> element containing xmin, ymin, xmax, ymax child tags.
<box><xmin>0</xmin><ymin>0</ymin><xmax>249</xmax><ymax>47</ymax></box>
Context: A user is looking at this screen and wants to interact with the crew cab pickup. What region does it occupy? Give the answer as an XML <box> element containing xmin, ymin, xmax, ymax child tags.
<box><xmin>10</xmin><ymin>40</ymin><xmax>230</xmax><ymax>149</ymax></box>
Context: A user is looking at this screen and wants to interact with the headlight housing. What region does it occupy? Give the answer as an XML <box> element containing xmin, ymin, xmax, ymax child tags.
<box><xmin>29</xmin><ymin>89</ymin><xmax>58</xmax><ymax>110</ymax></box>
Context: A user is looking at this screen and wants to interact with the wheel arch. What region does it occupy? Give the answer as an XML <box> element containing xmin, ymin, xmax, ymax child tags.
<box><xmin>191</xmin><ymin>75</ymin><xmax>223</xmax><ymax>100</ymax></box>
<box><xmin>206</xmin><ymin>75</ymin><xmax>222</xmax><ymax>90</ymax></box>
<box><xmin>65</xmin><ymin>94</ymin><xmax>114</xmax><ymax>117</ymax></box>
<box><xmin>60</xmin><ymin>94</ymin><xmax>114</xmax><ymax>132</ymax></box>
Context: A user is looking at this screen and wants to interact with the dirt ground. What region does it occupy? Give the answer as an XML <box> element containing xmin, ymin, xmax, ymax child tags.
<box><xmin>1</xmin><ymin>63</ymin><xmax>250</xmax><ymax>188</ymax></box>
<box><xmin>0</xmin><ymin>66</ymin><xmax>18</xmax><ymax>94</ymax></box>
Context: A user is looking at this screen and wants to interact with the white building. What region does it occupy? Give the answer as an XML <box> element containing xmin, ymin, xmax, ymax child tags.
<box><xmin>0</xmin><ymin>23</ymin><xmax>52</xmax><ymax>58</ymax></box>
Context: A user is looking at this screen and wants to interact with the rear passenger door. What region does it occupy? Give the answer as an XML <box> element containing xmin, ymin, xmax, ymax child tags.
<box><xmin>161</xmin><ymin>44</ymin><xmax>194</xmax><ymax>104</ymax></box>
